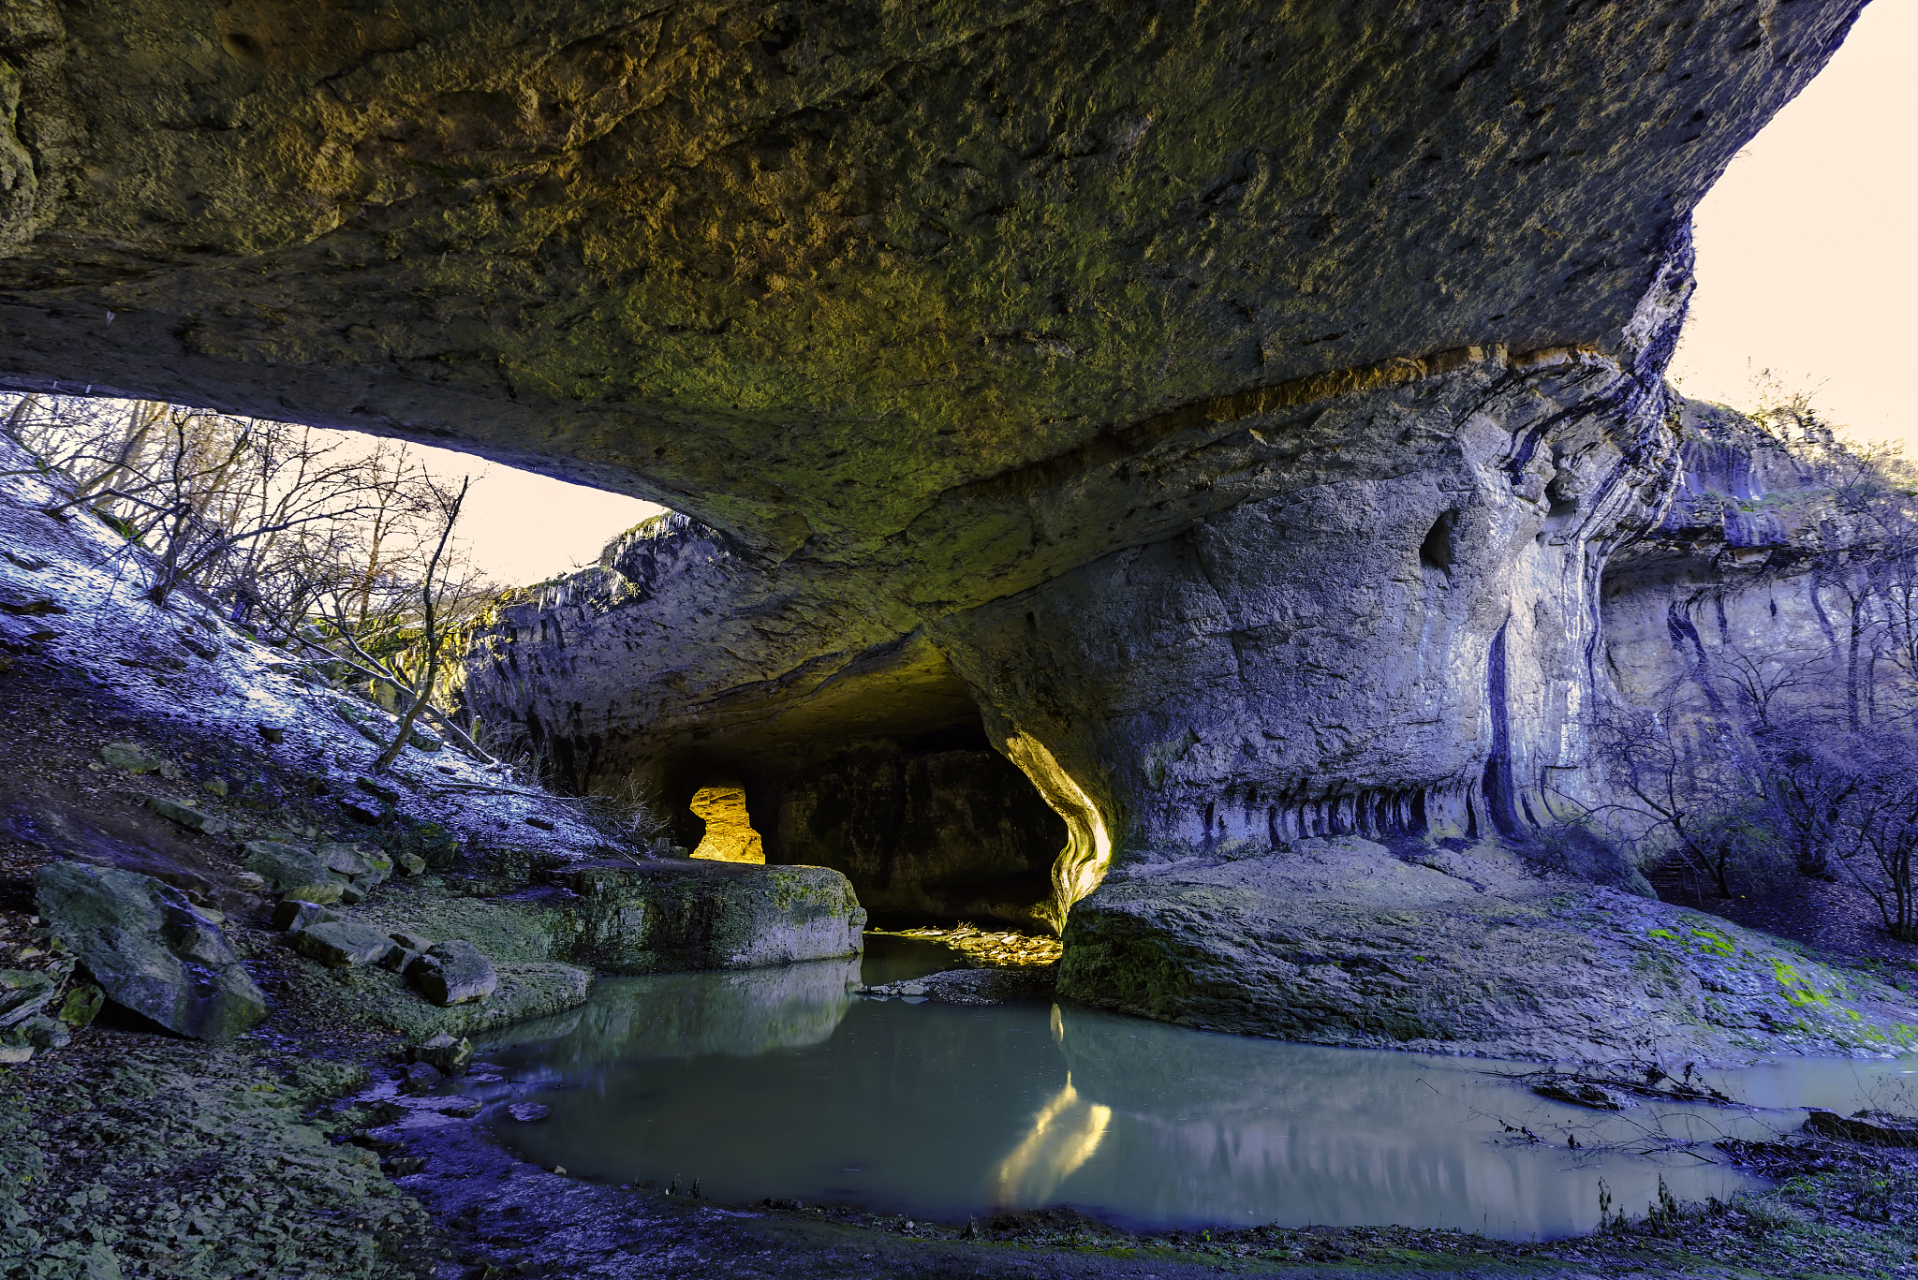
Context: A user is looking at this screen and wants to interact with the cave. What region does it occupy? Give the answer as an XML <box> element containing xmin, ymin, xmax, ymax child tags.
<box><xmin>633</xmin><ymin>631</ymin><xmax>1069</xmax><ymax>929</ymax></box>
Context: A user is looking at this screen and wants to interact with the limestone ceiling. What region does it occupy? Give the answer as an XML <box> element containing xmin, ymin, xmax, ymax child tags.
<box><xmin>0</xmin><ymin>0</ymin><xmax>1864</xmax><ymax>595</ymax></box>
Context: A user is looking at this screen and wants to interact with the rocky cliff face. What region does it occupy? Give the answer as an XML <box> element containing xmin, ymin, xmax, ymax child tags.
<box><xmin>462</xmin><ymin>324</ymin><xmax>1688</xmax><ymax>919</ymax></box>
<box><xmin>1599</xmin><ymin>400</ymin><xmax>1856</xmax><ymax>716</ymax></box>
<box><xmin>0</xmin><ymin>0</ymin><xmax>1884</xmax><ymax>1049</ymax></box>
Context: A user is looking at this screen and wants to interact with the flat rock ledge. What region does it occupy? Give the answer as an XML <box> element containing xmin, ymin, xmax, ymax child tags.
<box><xmin>1060</xmin><ymin>838</ymin><xmax>1918</xmax><ymax>1067</ymax></box>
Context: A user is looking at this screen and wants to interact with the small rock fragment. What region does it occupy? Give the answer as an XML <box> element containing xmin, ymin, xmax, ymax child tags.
<box><xmin>409</xmin><ymin>940</ymin><xmax>498</xmax><ymax>1006</ymax></box>
<box><xmin>439</xmin><ymin>1097</ymin><xmax>482</xmax><ymax>1118</ymax></box>
<box><xmin>507</xmin><ymin>1103</ymin><xmax>550</xmax><ymax>1122</ymax></box>
<box><xmin>203</xmin><ymin>777</ymin><xmax>229</xmax><ymax>797</ymax></box>
<box><xmin>389</xmin><ymin>931</ymin><xmax>431</xmax><ymax>953</ymax></box>
<box><xmin>146</xmin><ymin>796</ymin><xmax>228</xmax><ymax>835</ymax></box>
<box><xmin>294</xmin><ymin>920</ymin><xmax>399</xmax><ymax>968</ymax></box>
<box><xmin>270</xmin><ymin>900</ymin><xmax>340</xmax><ymax>933</ymax></box>
<box><xmin>233</xmin><ymin>871</ymin><xmax>267</xmax><ymax>892</ymax></box>
<box><xmin>8</xmin><ymin>1014</ymin><xmax>69</xmax><ymax>1050</ymax></box>
<box><xmin>395</xmin><ymin>853</ymin><xmax>427</xmax><ymax>877</ymax></box>
<box><xmin>100</xmin><ymin>742</ymin><xmax>167</xmax><ymax>774</ymax></box>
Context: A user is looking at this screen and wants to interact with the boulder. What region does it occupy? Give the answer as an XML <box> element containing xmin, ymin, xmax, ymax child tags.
<box><xmin>0</xmin><ymin>969</ymin><xmax>56</xmax><ymax>1030</ymax></box>
<box><xmin>1057</xmin><ymin>839</ymin><xmax>1918</xmax><ymax>1065</ymax></box>
<box><xmin>409</xmin><ymin>941</ymin><xmax>498</xmax><ymax>1006</ymax></box>
<box><xmin>32</xmin><ymin>862</ymin><xmax>268</xmax><ymax>1040</ymax></box>
<box><xmin>294</xmin><ymin>921</ymin><xmax>400</xmax><ymax>969</ymax></box>
<box><xmin>554</xmin><ymin>862</ymin><xmax>866</xmax><ymax>973</ymax></box>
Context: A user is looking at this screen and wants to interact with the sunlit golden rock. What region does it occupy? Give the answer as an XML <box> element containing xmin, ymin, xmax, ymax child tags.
<box><xmin>689</xmin><ymin>785</ymin><xmax>765</xmax><ymax>865</ymax></box>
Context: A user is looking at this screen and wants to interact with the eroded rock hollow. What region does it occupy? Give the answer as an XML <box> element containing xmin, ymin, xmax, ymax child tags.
<box><xmin>0</xmin><ymin>0</ymin><xmax>1874</xmax><ymax>1047</ymax></box>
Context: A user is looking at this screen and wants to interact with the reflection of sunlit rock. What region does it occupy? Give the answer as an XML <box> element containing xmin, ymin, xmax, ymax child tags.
<box><xmin>867</xmin><ymin>922</ymin><xmax>1064</xmax><ymax>968</ymax></box>
<box><xmin>989</xmin><ymin>1075</ymin><xmax>1113</xmax><ymax>1206</ymax></box>
<box><xmin>689</xmin><ymin>784</ymin><xmax>765</xmax><ymax>863</ymax></box>
<box><xmin>476</xmin><ymin>955</ymin><xmax>862</xmax><ymax>1067</ymax></box>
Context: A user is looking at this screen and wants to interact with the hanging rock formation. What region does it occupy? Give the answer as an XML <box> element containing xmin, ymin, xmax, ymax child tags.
<box><xmin>0</xmin><ymin>0</ymin><xmax>1883</xmax><ymax>1050</ymax></box>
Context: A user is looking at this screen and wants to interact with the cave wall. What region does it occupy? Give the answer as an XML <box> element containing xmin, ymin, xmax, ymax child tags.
<box><xmin>1597</xmin><ymin>401</ymin><xmax>1863</xmax><ymax>725</ymax></box>
<box><xmin>767</xmin><ymin>729</ymin><xmax>1067</xmax><ymax>925</ymax></box>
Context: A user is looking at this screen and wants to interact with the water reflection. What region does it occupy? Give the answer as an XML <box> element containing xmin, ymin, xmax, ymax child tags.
<box><xmin>464</xmin><ymin>962</ymin><xmax>1916</xmax><ymax>1238</ymax></box>
<box><xmin>989</xmin><ymin>1077</ymin><xmax>1113</xmax><ymax>1205</ymax></box>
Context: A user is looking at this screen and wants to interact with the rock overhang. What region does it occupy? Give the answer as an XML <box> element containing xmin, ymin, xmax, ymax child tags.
<box><xmin>0</xmin><ymin>0</ymin><xmax>1867</xmax><ymax>582</ymax></box>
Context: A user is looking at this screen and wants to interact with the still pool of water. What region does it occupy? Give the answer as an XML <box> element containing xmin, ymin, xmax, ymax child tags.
<box><xmin>453</xmin><ymin>939</ymin><xmax>1918</xmax><ymax>1239</ymax></box>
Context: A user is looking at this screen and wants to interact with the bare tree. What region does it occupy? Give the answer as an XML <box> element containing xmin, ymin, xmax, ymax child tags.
<box><xmin>3</xmin><ymin>393</ymin><xmax>500</xmax><ymax>767</ymax></box>
<box><xmin>302</xmin><ymin>474</ymin><xmax>496</xmax><ymax>769</ymax></box>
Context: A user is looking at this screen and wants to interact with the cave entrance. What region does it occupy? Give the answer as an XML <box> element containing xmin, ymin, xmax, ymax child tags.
<box><xmin>662</xmin><ymin>639</ymin><xmax>1070</xmax><ymax>932</ymax></box>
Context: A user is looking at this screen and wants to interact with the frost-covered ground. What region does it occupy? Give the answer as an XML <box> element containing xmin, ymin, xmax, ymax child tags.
<box><xmin>0</xmin><ymin>432</ymin><xmax>613</xmax><ymax>861</ymax></box>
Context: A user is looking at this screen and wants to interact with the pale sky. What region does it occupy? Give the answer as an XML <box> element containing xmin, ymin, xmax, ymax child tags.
<box><xmin>1668</xmin><ymin>0</ymin><xmax>1916</xmax><ymax>443</ymax></box>
<box><xmin>449</xmin><ymin>1</ymin><xmax>1915</xmax><ymax>586</ymax></box>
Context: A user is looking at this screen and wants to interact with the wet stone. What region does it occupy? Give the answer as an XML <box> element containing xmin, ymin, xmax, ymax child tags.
<box><xmin>0</xmin><ymin>969</ymin><xmax>56</xmax><ymax>1030</ymax></box>
<box><xmin>507</xmin><ymin>1103</ymin><xmax>550</xmax><ymax>1123</ymax></box>
<box><xmin>410</xmin><ymin>941</ymin><xmax>497</xmax><ymax>1007</ymax></box>
<box><xmin>399</xmin><ymin>1062</ymin><xmax>443</xmax><ymax>1095</ymax></box>
<box><xmin>414</xmin><ymin>1032</ymin><xmax>473</xmax><ymax>1073</ymax></box>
